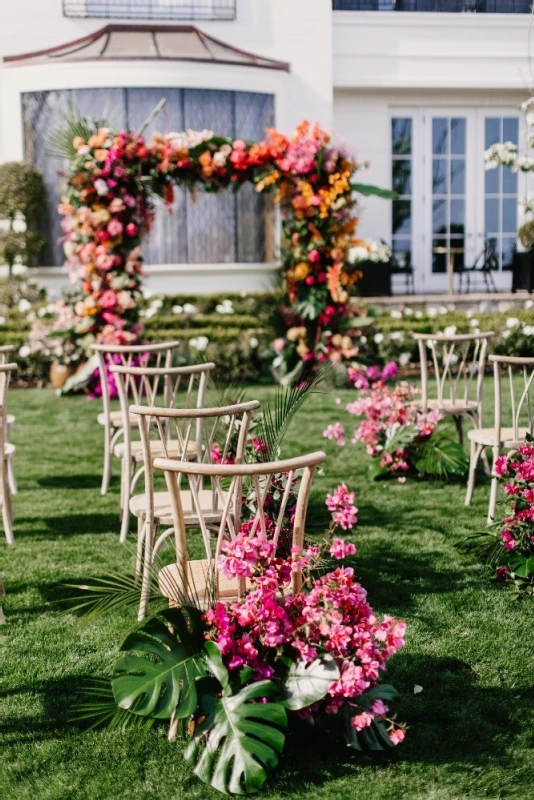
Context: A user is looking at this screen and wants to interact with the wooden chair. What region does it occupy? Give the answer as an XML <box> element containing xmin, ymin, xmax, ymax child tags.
<box><xmin>153</xmin><ymin>451</ymin><xmax>327</xmax><ymax>612</ymax></box>
<box><xmin>0</xmin><ymin>345</ymin><xmax>17</xmax><ymax>494</ymax></box>
<box><xmin>92</xmin><ymin>340</ymin><xmax>180</xmax><ymax>497</ymax></box>
<box><xmin>111</xmin><ymin>361</ymin><xmax>215</xmax><ymax>544</ymax></box>
<box><xmin>465</xmin><ymin>355</ymin><xmax>534</xmax><ymax>524</ymax></box>
<box><xmin>0</xmin><ymin>364</ymin><xmax>17</xmax><ymax>544</ymax></box>
<box><xmin>412</xmin><ymin>331</ymin><xmax>494</xmax><ymax>444</ymax></box>
<box><xmin>131</xmin><ymin>399</ymin><xmax>260</xmax><ymax>619</ymax></box>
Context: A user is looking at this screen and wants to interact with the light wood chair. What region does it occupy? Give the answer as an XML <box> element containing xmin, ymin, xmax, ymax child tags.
<box><xmin>412</xmin><ymin>331</ymin><xmax>494</xmax><ymax>444</ymax></box>
<box><xmin>465</xmin><ymin>355</ymin><xmax>534</xmax><ymax>524</ymax></box>
<box><xmin>92</xmin><ymin>340</ymin><xmax>180</xmax><ymax>497</ymax></box>
<box><xmin>153</xmin><ymin>451</ymin><xmax>327</xmax><ymax>612</ymax></box>
<box><xmin>0</xmin><ymin>345</ymin><xmax>17</xmax><ymax>494</ymax></box>
<box><xmin>131</xmin><ymin>399</ymin><xmax>260</xmax><ymax>619</ymax></box>
<box><xmin>0</xmin><ymin>364</ymin><xmax>17</xmax><ymax>544</ymax></box>
<box><xmin>111</xmin><ymin>361</ymin><xmax>216</xmax><ymax>544</ymax></box>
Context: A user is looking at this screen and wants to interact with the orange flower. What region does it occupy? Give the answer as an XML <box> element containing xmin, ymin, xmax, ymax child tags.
<box><xmin>293</xmin><ymin>262</ymin><xmax>309</xmax><ymax>281</ymax></box>
<box><xmin>198</xmin><ymin>150</ymin><xmax>214</xmax><ymax>177</ymax></box>
<box><xmin>94</xmin><ymin>149</ymin><xmax>108</xmax><ymax>162</ymax></box>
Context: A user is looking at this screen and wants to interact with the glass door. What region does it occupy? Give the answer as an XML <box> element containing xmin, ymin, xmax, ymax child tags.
<box><xmin>424</xmin><ymin>111</ymin><xmax>478</xmax><ymax>293</ymax></box>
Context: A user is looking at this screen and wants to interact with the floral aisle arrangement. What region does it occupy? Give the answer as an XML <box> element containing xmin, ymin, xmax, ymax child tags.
<box><xmin>54</xmin><ymin>112</ymin><xmax>393</xmax><ymax>389</ymax></box>
<box><xmin>323</xmin><ymin>377</ymin><xmax>468</xmax><ymax>481</ymax></box>
<box><xmin>470</xmin><ymin>439</ymin><xmax>534</xmax><ymax>594</ymax></box>
<box><xmin>80</xmin><ymin>487</ymin><xmax>405</xmax><ymax>796</ymax></box>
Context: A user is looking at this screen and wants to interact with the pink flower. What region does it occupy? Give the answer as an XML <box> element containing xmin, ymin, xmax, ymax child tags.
<box><xmin>107</xmin><ymin>219</ymin><xmax>123</xmax><ymax>237</ymax></box>
<box><xmin>125</xmin><ymin>223</ymin><xmax>138</xmax><ymax>237</ymax></box>
<box><xmin>323</xmin><ymin>423</ymin><xmax>345</xmax><ymax>447</ymax></box>
<box><xmin>351</xmin><ymin>711</ymin><xmax>374</xmax><ymax>731</ymax></box>
<box><xmin>371</xmin><ymin>699</ymin><xmax>389</xmax><ymax>716</ymax></box>
<box><xmin>330</xmin><ymin>537</ymin><xmax>357</xmax><ymax>560</ymax></box>
<box><xmin>326</xmin><ymin>484</ymin><xmax>358</xmax><ymax>530</ymax></box>
<box><xmin>494</xmin><ymin>455</ymin><xmax>509</xmax><ymax>477</ymax></box>
<box><xmin>495</xmin><ymin>566</ymin><xmax>511</xmax><ymax>581</ymax></box>
<box><xmin>99</xmin><ymin>290</ymin><xmax>117</xmax><ymax>310</ymax></box>
<box><xmin>389</xmin><ymin>728</ymin><xmax>406</xmax><ymax>746</ymax></box>
<box><xmin>308</xmin><ymin>249</ymin><xmax>321</xmax><ymax>264</ymax></box>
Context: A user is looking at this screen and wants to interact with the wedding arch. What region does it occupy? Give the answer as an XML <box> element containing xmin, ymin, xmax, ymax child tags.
<box><xmin>58</xmin><ymin>115</ymin><xmax>370</xmax><ymax>373</ymax></box>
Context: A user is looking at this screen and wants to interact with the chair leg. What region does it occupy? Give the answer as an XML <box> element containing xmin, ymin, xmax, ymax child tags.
<box><xmin>119</xmin><ymin>458</ymin><xmax>132</xmax><ymax>543</ymax></box>
<box><xmin>7</xmin><ymin>455</ymin><xmax>17</xmax><ymax>496</ymax></box>
<box><xmin>101</xmin><ymin>425</ymin><xmax>113</xmax><ymax>496</ymax></box>
<box><xmin>487</xmin><ymin>445</ymin><xmax>501</xmax><ymax>525</ymax></box>
<box><xmin>0</xmin><ymin>574</ymin><xmax>5</xmax><ymax>624</ymax></box>
<box><xmin>465</xmin><ymin>440</ymin><xmax>483</xmax><ymax>507</ymax></box>
<box><xmin>136</xmin><ymin>516</ymin><xmax>146</xmax><ymax>578</ymax></box>
<box><xmin>2</xmin><ymin>464</ymin><xmax>14</xmax><ymax>545</ymax></box>
<box><xmin>138</xmin><ymin>517</ymin><xmax>154</xmax><ymax>622</ymax></box>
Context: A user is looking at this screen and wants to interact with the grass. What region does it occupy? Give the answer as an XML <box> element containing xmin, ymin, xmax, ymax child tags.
<box><xmin>1</xmin><ymin>382</ymin><xmax>533</xmax><ymax>800</ymax></box>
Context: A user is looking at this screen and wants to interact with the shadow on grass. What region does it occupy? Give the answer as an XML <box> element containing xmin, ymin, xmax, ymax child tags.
<box><xmin>37</xmin><ymin>474</ymin><xmax>109</xmax><ymax>490</ymax></box>
<box><xmin>13</xmin><ymin>512</ymin><xmax>120</xmax><ymax>539</ymax></box>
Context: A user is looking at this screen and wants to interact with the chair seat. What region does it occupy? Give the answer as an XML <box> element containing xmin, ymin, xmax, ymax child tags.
<box><xmin>410</xmin><ymin>398</ymin><xmax>478</xmax><ymax>415</ymax></box>
<box><xmin>467</xmin><ymin>426</ymin><xmax>531</xmax><ymax>448</ymax></box>
<box><xmin>114</xmin><ymin>438</ymin><xmax>198</xmax><ymax>462</ymax></box>
<box><xmin>4</xmin><ymin>442</ymin><xmax>15</xmax><ymax>457</ymax></box>
<box><xmin>97</xmin><ymin>410</ymin><xmax>137</xmax><ymax>428</ymax></box>
<box><xmin>129</xmin><ymin>488</ymin><xmax>228</xmax><ymax>523</ymax></box>
<box><xmin>158</xmin><ymin>559</ymin><xmax>245</xmax><ymax>605</ymax></box>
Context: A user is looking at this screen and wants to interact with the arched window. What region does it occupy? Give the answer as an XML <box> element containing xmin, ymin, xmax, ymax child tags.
<box><xmin>22</xmin><ymin>87</ymin><xmax>274</xmax><ymax>266</ymax></box>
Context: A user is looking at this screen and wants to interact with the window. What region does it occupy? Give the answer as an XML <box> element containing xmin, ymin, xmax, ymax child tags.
<box><xmin>22</xmin><ymin>88</ymin><xmax>273</xmax><ymax>266</ymax></box>
<box><xmin>63</xmin><ymin>0</ymin><xmax>236</xmax><ymax>20</ymax></box>
<box><xmin>484</xmin><ymin>117</ymin><xmax>519</xmax><ymax>270</ymax></box>
<box><xmin>391</xmin><ymin>117</ymin><xmax>413</xmax><ymax>270</ymax></box>
<box><xmin>431</xmin><ymin>117</ymin><xmax>467</xmax><ymax>273</ymax></box>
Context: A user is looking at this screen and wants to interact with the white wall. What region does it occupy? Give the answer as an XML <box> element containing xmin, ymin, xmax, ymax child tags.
<box><xmin>333</xmin><ymin>10</ymin><xmax>533</xmax><ymax>90</ymax></box>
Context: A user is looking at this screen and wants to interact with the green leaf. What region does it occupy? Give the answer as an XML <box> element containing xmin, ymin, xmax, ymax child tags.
<box><xmin>185</xmin><ymin>642</ymin><xmax>287</xmax><ymax>795</ymax></box>
<box><xmin>279</xmin><ymin>656</ymin><xmax>339</xmax><ymax>711</ymax></box>
<box><xmin>343</xmin><ymin>684</ymin><xmax>400</xmax><ymax>752</ymax></box>
<box><xmin>112</xmin><ymin>606</ymin><xmax>206</xmax><ymax>720</ymax></box>
<box><xmin>350</xmin><ymin>182</ymin><xmax>398</xmax><ymax>200</ymax></box>
<box><xmin>413</xmin><ymin>424</ymin><xmax>469</xmax><ymax>479</ymax></box>
<box><xmin>509</xmin><ymin>555</ymin><xmax>534</xmax><ymax>578</ymax></box>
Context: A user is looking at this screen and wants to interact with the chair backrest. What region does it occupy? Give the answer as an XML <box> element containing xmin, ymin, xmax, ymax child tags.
<box><xmin>111</xmin><ymin>362</ymin><xmax>216</xmax><ymax>462</ymax></box>
<box><xmin>152</xmin><ymin>450</ymin><xmax>327</xmax><ymax>600</ymax></box>
<box><xmin>413</xmin><ymin>331</ymin><xmax>494</xmax><ymax>420</ymax></box>
<box><xmin>132</xmin><ymin>399</ymin><xmax>261</xmax><ymax>537</ymax></box>
<box><xmin>91</xmin><ymin>340</ymin><xmax>181</xmax><ymax>425</ymax></box>
<box><xmin>489</xmin><ymin>355</ymin><xmax>534</xmax><ymax>445</ymax></box>
<box><xmin>0</xmin><ymin>346</ymin><xmax>15</xmax><ymax>365</ymax></box>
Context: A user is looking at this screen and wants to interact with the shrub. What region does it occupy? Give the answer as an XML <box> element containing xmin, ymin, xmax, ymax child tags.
<box><xmin>0</xmin><ymin>162</ymin><xmax>47</xmax><ymax>279</ymax></box>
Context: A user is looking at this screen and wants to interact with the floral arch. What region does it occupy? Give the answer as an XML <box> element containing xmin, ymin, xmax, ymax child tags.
<box><xmin>58</xmin><ymin>118</ymin><xmax>372</xmax><ymax>374</ymax></box>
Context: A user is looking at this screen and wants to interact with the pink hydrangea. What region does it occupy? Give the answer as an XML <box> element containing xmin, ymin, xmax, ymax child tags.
<box><xmin>326</xmin><ymin>483</ymin><xmax>358</xmax><ymax>530</ymax></box>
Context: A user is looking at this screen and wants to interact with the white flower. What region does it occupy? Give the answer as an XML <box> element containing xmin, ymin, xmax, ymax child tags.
<box><xmin>523</xmin><ymin>325</ymin><xmax>534</xmax><ymax>336</ymax></box>
<box><xmin>213</xmin><ymin>151</ymin><xmax>227</xmax><ymax>167</ymax></box>
<box><xmin>444</xmin><ymin>326</ymin><xmax>457</xmax><ymax>336</ymax></box>
<box><xmin>77</xmin><ymin>144</ymin><xmax>91</xmax><ymax>156</ymax></box>
<box><xmin>427</xmin><ymin>306</ymin><xmax>438</xmax><ymax>318</ymax></box>
<box><xmin>94</xmin><ymin>178</ymin><xmax>108</xmax><ymax>196</ymax></box>
<box><xmin>390</xmin><ymin>331</ymin><xmax>404</xmax><ymax>341</ymax></box>
<box><xmin>465</xmin><ymin>309</ymin><xmax>474</xmax><ymax>319</ymax></box>
<box><xmin>190</xmin><ymin>336</ymin><xmax>209</xmax><ymax>352</ymax></box>
<box><xmin>249</xmin><ymin>337</ymin><xmax>259</xmax><ymax>349</ymax></box>
<box><xmin>502</xmin><ymin>329</ymin><xmax>512</xmax><ymax>338</ymax></box>
<box><xmin>403</xmin><ymin>307</ymin><xmax>414</xmax><ymax>316</ymax></box>
<box><xmin>414</xmin><ymin>310</ymin><xmax>423</xmax><ymax>319</ymax></box>
<box><xmin>215</xmin><ymin>300</ymin><xmax>234</xmax><ymax>315</ymax></box>
<box><xmin>12</xmin><ymin>264</ymin><xmax>27</xmax><ymax>276</ymax></box>
<box><xmin>172</xmin><ymin>305</ymin><xmax>183</xmax><ymax>315</ymax></box>
<box><xmin>360</xmin><ymin>335</ymin><xmax>367</xmax><ymax>344</ymax></box>
<box><xmin>506</xmin><ymin>317</ymin><xmax>520</xmax><ymax>328</ymax></box>
<box><xmin>525</xmin><ymin>299</ymin><xmax>534</xmax><ymax>309</ymax></box>
<box><xmin>183</xmin><ymin>303</ymin><xmax>198</xmax><ymax>315</ymax></box>
<box><xmin>470</xmin><ymin>318</ymin><xmax>479</xmax><ymax>327</ymax></box>
<box><xmin>0</xmin><ymin>316</ymin><xmax>7</xmax><ymax>325</ymax></box>
<box><xmin>390</xmin><ymin>309</ymin><xmax>402</xmax><ymax>319</ymax></box>
<box><xmin>19</xmin><ymin>345</ymin><xmax>31</xmax><ymax>358</ymax></box>
<box><xmin>17</xmin><ymin>299</ymin><xmax>31</xmax><ymax>313</ymax></box>
<box><xmin>142</xmin><ymin>289</ymin><xmax>153</xmax><ymax>299</ymax></box>
<box><xmin>399</xmin><ymin>352</ymin><xmax>411</xmax><ymax>366</ymax></box>
<box><xmin>438</xmin><ymin>306</ymin><xmax>448</xmax><ymax>315</ymax></box>
<box><xmin>374</xmin><ymin>333</ymin><xmax>384</xmax><ymax>344</ymax></box>
<box><xmin>347</xmin><ymin>245</ymin><xmax>368</xmax><ymax>263</ymax></box>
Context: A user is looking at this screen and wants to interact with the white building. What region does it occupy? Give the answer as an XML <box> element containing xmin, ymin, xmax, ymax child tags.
<box><xmin>0</xmin><ymin>0</ymin><xmax>531</xmax><ymax>294</ymax></box>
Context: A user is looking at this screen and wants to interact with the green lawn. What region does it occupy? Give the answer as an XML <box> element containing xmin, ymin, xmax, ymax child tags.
<box><xmin>1</xmin><ymin>384</ymin><xmax>533</xmax><ymax>800</ymax></box>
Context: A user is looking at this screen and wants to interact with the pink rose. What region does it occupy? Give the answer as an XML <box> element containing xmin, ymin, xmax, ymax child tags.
<box><xmin>99</xmin><ymin>290</ymin><xmax>117</xmax><ymax>310</ymax></box>
<box><xmin>308</xmin><ymin>249</ymin><xmax>321</xmax><ymax>264</ymax></box>
<box><xmin>233</xmin><ymin>139</ymin><xmax>246</xmax><ymax>151</ymax></box>
<box><xmin>125</xmin><ymin>223</ymin><xmax>138</xmax><ymax>237</ymax></box>
<box><xmin>107</xmin><ymin>219</ymin><xmax>123</xmax><ymax>237</ymax></box>
<box><xmin>389</xmin><ymin>728</ymin><xmax>406</xmax><ymax>746</ymax></box>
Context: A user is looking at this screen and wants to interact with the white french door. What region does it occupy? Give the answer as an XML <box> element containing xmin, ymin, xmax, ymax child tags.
<box><xmin>391</xmin><ymin>107</ymin><xmax>522</xmax><ymax>293</ymax></box>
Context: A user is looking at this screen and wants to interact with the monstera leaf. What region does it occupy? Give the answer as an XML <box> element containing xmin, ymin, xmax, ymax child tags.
<box><xmin>112</xmin><ymin>606</ymin><xmax>205</xmax><ymax>720</ymax></box>
<box><xmin>279</xmin><ymin>656</ymin><xmax>339</xmax><ymax>711</ymax></box>
<box><xmin>185</xmin><ymin>642</ymin><xmax>288</xmax><ymax>795</ymax></box>
<box><xmin>344</xmin><ymin>684</ymin><xmax>400</xmax><ymax>752</ymax></box>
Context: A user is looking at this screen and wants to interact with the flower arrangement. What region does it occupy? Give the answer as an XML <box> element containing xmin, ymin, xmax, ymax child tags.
<box><xmin>54</xmin><ymin>112</ymin><xmax>392</xmax><ymax>387</ymax></box>
<box><xmin>476</xmin><ymin>439</ymin><xmax>534</xmax><ymax>594</ymax></box>
<box><xmin>324</xmin><ymin>377</ymin><xmax>468</xmax><ymax>481</ymax></box>
<box><xmin>88</xmin><ymin>484</ymin><xmax>405</xmax><ymax>795</ymax></box>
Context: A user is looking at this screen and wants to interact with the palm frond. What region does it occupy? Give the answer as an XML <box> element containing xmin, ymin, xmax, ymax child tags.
<box><xmin>413</xmin><ymin>424</ymin><xmax>469</xmax><ymax>480</ymax></box>
<box><xmin>46</xmin><ymin>106</ymin><xmax>110</xmax><ymax>161</ymax></box>
<box><xmin>71</xmin><ymin>677</ymin><xmax>155</xmax><ymax>732</ymax></box>
<box><xmin>256</xmin><ymin>364</ymin><xmax>328</xmax><ymax>460</ymax></box>
<box><xmin>206</xmin><ymin>376</ymin><xmax>246</xmax><ymax>409</ymax></box>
